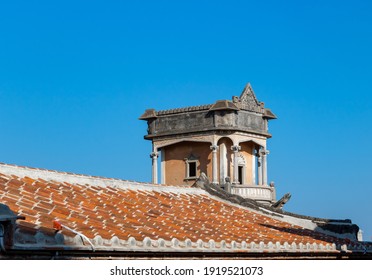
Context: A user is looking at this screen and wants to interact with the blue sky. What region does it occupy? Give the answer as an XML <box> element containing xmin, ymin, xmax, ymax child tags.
<box><xmin>0</xmin><ymin>1</ymin><xmax>371</xmax><ymax>241</ymax></box>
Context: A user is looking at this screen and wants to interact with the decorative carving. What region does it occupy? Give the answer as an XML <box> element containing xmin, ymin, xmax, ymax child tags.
<box><xmin>171</xmin><ymin>238</ymin><xmax>180</xmax><ymax>247</ymax></box>
<box><xmin>143</xmin><ymin>237</ymin><xmax>152</xmax><ymax>247</ymax></box>
<box><xmin>210</xmin><ymin>145</ymin><xmax>218</xmax><ymax>151</ymax></box>
<box><xmin>150</xmin><ymin>152</ymin><xmax>159</xmax><ymax>159</ymax></box>
<box><xmin>272</xmin><ymin>193</ymin><xmax>291</xmax><ymax>209</ymax></box>
<box><xmin>13</xmin><ymin>231</ymin><xmax>362</xmax><ymax>253</ymax></box>
<box><xmin>93</xmin><ymin>235</ymin><xmax>103</xmax><ymax>246</ymax></box>
<box><xmin>185</xmin><ymin>239</ymin><xmax>192</xmax><ymax>248</ymax></box>
<box><xmin>259</xmin><ymin>148</ymin><xmax>269</xmax><ymax>157</ymax></box>
<box><xmin>197</xmin><ymin>239</ymin><xmax>204</xmax><ymax>248</ymax></box>
<box><xmin>128</xmin><ymin>237</ymin><xmax>137</xmax><ymax>247</ymax></box>
<box><xmin>237</xmin><ymin>154</ymin><xmax>246</xmax><ymax>165</ymax></box>
<box><xmin>208</xmin><ymin>239</ymin><xmax>216</xmax><ymax>249</ymax></box>
<box><xmin>239</xmin><ymin>83</ymin><xmax>262</xmax><ymax>113</ymax></box>
<box><xmin>110</xmin><ymin>236</ymin><xmax>121</xmax><ymax>246</ymax></box>
<box><xmin>158</xmin><ymin>238</ymin><xmax>166</xmax><ymax>247</ymax></box>
<box><xmin>231</xmin><ymin>145</ymin><xmax>241</xmax><ymax>152</ymax></box>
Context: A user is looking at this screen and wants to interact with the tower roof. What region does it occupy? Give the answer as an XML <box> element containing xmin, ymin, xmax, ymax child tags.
<box><xmin>139</xmin><ymin>83</ymin><xmax>277</xmax><ymax>139</ymax></box>
<box><xmin>139</xmin><ymin>83</ymin><xmax>276</xmax><ymax>118</ymax></box>
<box><xmin>209</xmin><ymin>100</ymin><xmax>240</xmax><ymax>111</ymax></box>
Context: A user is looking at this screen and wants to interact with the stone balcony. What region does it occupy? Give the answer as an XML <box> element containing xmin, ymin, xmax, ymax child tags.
<box><xmin>230</xmin><ymin>184</ymin><xmax>276</xmax><ymax>205</ymax></box>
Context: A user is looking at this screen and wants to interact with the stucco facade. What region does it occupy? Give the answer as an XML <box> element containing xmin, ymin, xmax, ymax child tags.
<box><xmin>163</xmin><ymin>141</ymin><xmax>212</xmax><ymax>186</ymax></box>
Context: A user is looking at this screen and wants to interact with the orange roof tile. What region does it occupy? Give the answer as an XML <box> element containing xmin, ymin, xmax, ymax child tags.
<box><xmin>0</xmin><ymin>163</ymin><xmax>370</xmax><ymax>258</ymax></box>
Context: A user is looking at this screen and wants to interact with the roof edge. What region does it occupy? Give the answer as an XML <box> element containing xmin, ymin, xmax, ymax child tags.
<box><xmin>0</xmin><ymin>162</ymin><xmax>198</xmax><ymax>193</ymax></box>
<box><xmin>139</xmin><ymin>109</ymin><xmax>157</xmax><ymax>120</ymax></box>
<box><xmin>194</xmin><ymin>173</ymin><xmax>360</xmax><ymax>241</ymax></box>
<box><xmin>9</xmin><ymin>220</ymin><xmax>371</xmax><ymax>256</ymax></box>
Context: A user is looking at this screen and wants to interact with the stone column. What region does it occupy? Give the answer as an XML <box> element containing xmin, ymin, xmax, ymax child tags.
<box><xmin>256</xmin><ymin>150</ymin><xmax>263</xmax><ymax>185</ymax></box>
<box><xmin>252</xmin><ymin>145</ymin><xmax>256</xmax><ymax>185</ymax></box>
<box><xmin>260</xmin><ymin>148</ymin><xmax>270</xmax><ymax>185</ymax></box>
<box><xmin>160</xmin><ymin>149</ymin><xmax>165</xmax><ymax>184</ymax></box>
<box><xmin>150</xmin><ymin>151</ymin><xmax>159</xmax><ymax>184</ymax></box>
<box><xmin>210</xmin><ymin>145</ymin><xmax>218</xmax><ymax>184</ymax></box>
<box><xmin>231</xmin><ymin>145</ymin><xmax>241</xmax><ymax>185</ymax></box>
<box><xmin>219</xmin><ymin>143</ymin><xmax>227</xmax><ymax>184</ymax></box>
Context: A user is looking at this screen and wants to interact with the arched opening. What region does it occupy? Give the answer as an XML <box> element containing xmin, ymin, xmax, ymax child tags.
<box><xmin>217</xmin><ymin>137</ymin><xmax>234</xmax><ymax>184</ymax></box>
<box><xmin>236</xmin><ymin>154</ymin><xmax>246</xmax><ymax>185</ymax></box>
<box><xmin>236</xmin><ymin>140</ymin><xmax>259</xmax><ymax>185</ymax></box>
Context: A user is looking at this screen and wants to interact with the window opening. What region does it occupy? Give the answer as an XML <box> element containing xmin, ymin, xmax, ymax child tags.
<box><xmin>238</xmin><ymin>165</ymin><xmax>244</xmax><ymax>184</ymax></box>
<box><xmin>184</xmin><ymin>154</ymin><xmax>199</xmax><ymax>180</ymax></box>
<box><xmin>188</xmin><ymin>161</ymin><xmax>197</xmax><ymax>177</ymax></box>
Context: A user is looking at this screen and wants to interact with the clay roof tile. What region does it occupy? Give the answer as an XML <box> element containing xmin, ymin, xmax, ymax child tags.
<box><xmin>0</xmin><ymin>162</ymin><xmax>362</xmax><ymax>255</ymax></box>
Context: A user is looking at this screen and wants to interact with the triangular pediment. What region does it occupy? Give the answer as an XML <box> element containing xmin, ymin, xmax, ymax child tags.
<box><xmin>238</xmin><ymin>83</ymin><xmax>262</xmax><ymax>113</ymax></box>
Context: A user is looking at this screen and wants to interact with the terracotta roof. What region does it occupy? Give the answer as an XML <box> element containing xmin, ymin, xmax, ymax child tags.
<box><xmin>0</xmin><ymin>163</ymin><xmax>371</xmax><ymax>258</ymax></box>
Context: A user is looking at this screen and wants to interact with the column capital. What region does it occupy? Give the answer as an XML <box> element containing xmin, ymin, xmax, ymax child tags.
<box><xmin>231</xmin><ymin>145</ymin><xmax>241</xmax><ymax>152</ymax></box>
<box><xmin>259</xmin><ymin>149</ymin><xmax>270</xmax><ymax>156</ymax></box>
<box><xmin>150</xmin><ymin>152</ymin><xmax>159</xmax><ymax>159</ymax></box>
<box><xmin>210</xmin><ymin>145</ymin><xmax>218</xmax><ymax>151</ymax></box>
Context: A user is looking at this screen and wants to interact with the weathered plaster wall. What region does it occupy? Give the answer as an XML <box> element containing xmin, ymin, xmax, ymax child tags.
<box><xmin>155</xmin><ymin>111</ymin><xmax>213</xmax><ymax>136</ymax></box>
<box><xmin>148</xmin><ymin>110</ymin><xmax>268</xmax><ymax>138</ymax></box>
<box><xmin>164</xmin><ymin>141</ymin><xmax>212</xmax><ymax>186</ymax></box>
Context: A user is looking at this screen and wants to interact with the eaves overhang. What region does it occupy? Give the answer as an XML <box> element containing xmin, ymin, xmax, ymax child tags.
<box><xmin>144</xmin><ymin>128</ymin><xmax>272</xmax><ymax>141</ymax></box>
<box><xmin>263</xmin><ymin>108</ymin><xmax>277</xmax><ymax>120</ymax></box>
<box><xmin>139</xmin><ymin>109</ymin><xmax>157</xmax><ymax>120</ymax></box>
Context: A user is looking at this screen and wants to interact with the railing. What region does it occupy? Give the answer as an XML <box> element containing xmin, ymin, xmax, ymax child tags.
<box><xmin>230</xmin><ymin>184</ymin><xmax>275</xmax><ymax>204</ymax></box>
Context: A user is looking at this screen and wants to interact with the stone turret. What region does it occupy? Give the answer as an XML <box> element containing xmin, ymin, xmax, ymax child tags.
<box><xmin>140</xmin><ymin>83</ymin><xmax>277</xmax><ymax>204</ymax></box>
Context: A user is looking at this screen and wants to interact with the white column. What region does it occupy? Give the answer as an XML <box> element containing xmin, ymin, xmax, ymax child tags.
<box><xmin>260</xmin><ymin>148</ymin><xmax>269</xmax><ymax>186</ymax></box>
<box><xmin>161</xmin><ymin>149</ymin><xmax>165</xmax><ymax>184</ymax></box>
<box><xmin>210</xmin><ymin>145</ymin><xmax>218</xmax><ymax>184</ymax></box>
<box><xmin>252</xmin><ymin>145</ymin><xmax>256</xmax><ymax>185</ymax></box>
<box><xmin>219</xmin><ymin>143</ymin><xmax>227</xmax><ymax>184</ymax></box>
<box><xmin>150</xmin><ymin>151</ymin><xmax>159</xmax><ymax>184</ymax></box>
<box><xmin>256</xmin><ymin>149</ymin><xmax>263</xmax><ymax>185</ymax></box>
<box><xmin>263</xmin><ymin>149</ymin><xmax>269</xmax><ymax>185</ymax></box>
<box><xmin>231</xmin><ymin>145</ymin><xmax>241</xmax><ymax>185</ymax></box>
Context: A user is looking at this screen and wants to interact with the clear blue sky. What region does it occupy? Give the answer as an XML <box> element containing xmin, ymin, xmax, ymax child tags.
<box><xmin>0</xmin><ymin>1</ymin><xmax>371</xmax><ymax>241</ymax></box>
